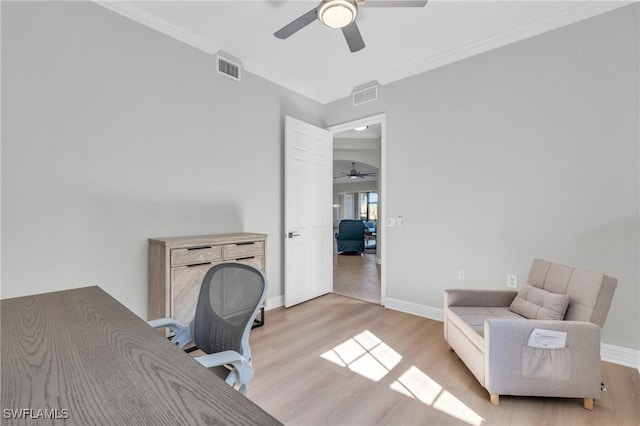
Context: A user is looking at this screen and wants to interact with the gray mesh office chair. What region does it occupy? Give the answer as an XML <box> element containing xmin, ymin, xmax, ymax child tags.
<box><xmin>148</xmin><ymin>262</ymin><xmax>268</xmax><ymax>395</ymax></box>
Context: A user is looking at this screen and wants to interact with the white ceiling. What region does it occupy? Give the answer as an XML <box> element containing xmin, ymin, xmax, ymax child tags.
<box><xmin>97</xmin><ymin>1</ymin><xmax>629</xmax><ymax>104</ymax></box>
<box><xmin>333</xmin><ymin>124</ymin><xmax>381</xmax><ymax>181</ymax></box>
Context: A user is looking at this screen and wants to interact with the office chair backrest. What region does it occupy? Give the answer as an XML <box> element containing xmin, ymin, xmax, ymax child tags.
<box><xmin>193</xmin><ymin>263</ymin><xmax>267</xmax><ymax>360</ymax></box>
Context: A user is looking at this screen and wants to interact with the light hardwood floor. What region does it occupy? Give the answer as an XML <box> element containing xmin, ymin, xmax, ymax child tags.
<box><xmin>248</xmin><ymin>294</ymin><xmax>640</xmax><ymax>426</ymax></box>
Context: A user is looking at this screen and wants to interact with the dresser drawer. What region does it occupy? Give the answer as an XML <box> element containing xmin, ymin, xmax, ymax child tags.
<box><xmin>233</xmin><ymin>256</ymin><xmax>265</xmax><ymax>272</ymax></box>
<box><xmin>223</xmin><ymin>241</ymin><xmax>264</xmax><ymax>259</ymax></box>
<box><xmin>149</xmin><ymin>233</ymin><xmax>268</xmax><ymax>336</ymax></box>
<box><xmin>171</xmin><ymin>246</ymin><xmax>222</xmax><ymax>267</ymax></box>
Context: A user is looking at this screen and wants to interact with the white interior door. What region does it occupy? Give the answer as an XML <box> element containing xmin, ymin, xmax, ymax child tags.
<box><xmin>284</xmin><ymin>116</ymin><xmax>332</xmax><ymax>307</ymax></box>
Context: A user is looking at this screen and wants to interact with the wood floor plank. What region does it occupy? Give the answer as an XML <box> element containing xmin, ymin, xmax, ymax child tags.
<box><xmin>247</xmin><ymin>293</ymin><xmax>640</xmax><ymax>426</ymax></box>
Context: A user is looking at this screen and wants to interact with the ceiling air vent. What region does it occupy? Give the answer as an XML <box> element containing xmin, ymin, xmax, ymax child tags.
<box><xmin>352</xmin><ymin>83</ymin><xmax>378</xmax><ymax>106</ymax></box>
<box><xmin>217</xmin><ymin>54</ymin><xmax>241</xmax><ymax>82</ymax></box>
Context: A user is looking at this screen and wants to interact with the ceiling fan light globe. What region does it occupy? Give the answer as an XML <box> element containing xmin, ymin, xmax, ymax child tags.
<box><xmin>318</xmin><ymin>0</ymin><xmax>357</xmax><ymax>29</ymax></box>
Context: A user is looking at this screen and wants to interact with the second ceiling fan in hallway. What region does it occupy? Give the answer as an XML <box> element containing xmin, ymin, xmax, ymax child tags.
<box><xmin>334</xmin><ymin>162</ymin><xmax>377</xmax><ymax>180</ymax></box>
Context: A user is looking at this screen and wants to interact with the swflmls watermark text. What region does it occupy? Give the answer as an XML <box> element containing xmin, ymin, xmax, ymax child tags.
<box><xmin>3</xmin><ymin>408</ymin><xmax>70</xmax><ymax>420</ymax></box>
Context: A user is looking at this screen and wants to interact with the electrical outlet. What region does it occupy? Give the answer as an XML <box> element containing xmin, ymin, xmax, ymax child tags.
<box><xmin>507</xmin><ymin>274</ymin><xmax>518</xmax><ymax>288</ymax></box>
<box><xmin>458</xmin><ymin>270</ymin><xmax>466</xmax><ymax>281</ymax></box>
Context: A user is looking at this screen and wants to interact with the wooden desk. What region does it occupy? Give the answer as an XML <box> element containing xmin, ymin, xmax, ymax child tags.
<box><xmin>1</xmin><ymin>286</ymin><xmax>281</xmax><ymax>425</ymax></box>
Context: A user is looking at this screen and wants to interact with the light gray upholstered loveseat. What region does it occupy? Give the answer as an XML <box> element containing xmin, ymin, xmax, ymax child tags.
<box><xmin>444</xmin><ymin>259</ymin><xmax>617</xmax><ymax>410</ymax></box>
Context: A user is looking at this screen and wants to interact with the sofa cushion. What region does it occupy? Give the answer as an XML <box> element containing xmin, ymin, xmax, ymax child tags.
<box><xmin>448</xmin><ymin>306</ymin><xmax>525</xmax><ymax>341</ymax></box>
<box><xmin>508</xmin><ymin>284</ymin><xmax>570</xmax><ymax>320</ymax></box>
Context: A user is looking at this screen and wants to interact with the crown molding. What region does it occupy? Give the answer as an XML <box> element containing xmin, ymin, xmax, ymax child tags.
<box><xmin>94</xmin><ymin>1</ymin><xmax>221</xmax><ymax>55</ymax></box>
<box><xmin>374</xmin><ymin>1</ymin><xmax>634</xmax><ymax>89</ymax></box>
<box><xmin>93</xmin><ymin>1</ymin><xmax>325</xmax><ymax>102</ymax></box>
<box><xmin>241</xmin><ymin>59</ymin><xmax>324</xmax><ymax>104</ymax></box>
<box><xmin>93</xmin><ymin>1</ymin><xmax>634</xmax><ymax>105</ymax></box>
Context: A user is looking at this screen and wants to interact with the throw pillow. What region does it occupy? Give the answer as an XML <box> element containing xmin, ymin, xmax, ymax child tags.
<box><xmin>509</xmin><ymin>283</ymin><xmax>570</xmax><ymax>320</ymax></box>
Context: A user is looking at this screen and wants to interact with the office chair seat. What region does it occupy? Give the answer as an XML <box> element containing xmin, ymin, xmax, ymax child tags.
<box><xmin>148</xmin><ymin>262</ymin><xmax>268</xmax><ymax>395</ymax></box>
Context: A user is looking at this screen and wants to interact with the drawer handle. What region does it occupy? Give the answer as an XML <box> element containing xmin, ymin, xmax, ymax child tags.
<box><xmin>186</xmin><ymin>262</ymin><xmax>211</xmax><ymax>268</ymax></box>
<box><xmin>237</xmin><ymin>256</ymin><xmax>255</xmax><ymax>261</ymax></box>
<box><xmin>187</xmin><ymin>246</ymin><xmax>213</xmax><ymax>251</ymax></box>
<box><xmin>235</xmin><ymin>242</ymin><xmax>256</xmax><ymax>246</ymax></box>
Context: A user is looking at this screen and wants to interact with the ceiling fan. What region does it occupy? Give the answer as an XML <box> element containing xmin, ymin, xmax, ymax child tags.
<box><xmin>335</xmin><ymin>162</ymin><xmax>377</xmax><ymax>179</ymax></box>
<box><xmin>274</xmin><ymin>0</ymin><xmax>428</xmax><ymax>53</ymax></box>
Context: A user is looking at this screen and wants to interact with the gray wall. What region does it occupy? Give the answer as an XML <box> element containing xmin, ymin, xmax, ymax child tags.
<box><xmin>2</xmin><ymin>1</ymin><xmax>638</xmax><ymax>352</ymax></box>
<box><xmin>1</xmin><ymin>2</ymin><xmax>324</xmax><ymax>318</ymax></box>
<box><xmin>325</xmin><ymin>5</ymin><xmax>639</xmax><ymax>350</ymax></box>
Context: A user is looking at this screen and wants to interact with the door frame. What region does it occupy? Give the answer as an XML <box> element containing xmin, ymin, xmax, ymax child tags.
<box><xmin>327</xmin><ymin>113</ymin><xmax>387</xmax><ymax>306</ymax></box>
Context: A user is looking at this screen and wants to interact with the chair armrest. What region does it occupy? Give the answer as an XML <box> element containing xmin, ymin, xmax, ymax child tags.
<box><xmin>147</xmin><ymin>318</ymin><xmax>185</xmax><ymax>331</ymax></box>
<box><xmin>484</xmin><ymin>318</ymin><xmax>602</xmax><ymax>397</ymax></box>
<box><xmin>195</xmin><ymin>350</ymin><xmax>254</xmax><ymax>384</ymax></box>
<box><xmin>445</xmin><ymin>289</ymin><xmax>518</xmax><ymax>308</ymax></box>
<box><xmin>485</xmin><ymin>318</ymin><xmax>601</xmax><ymax>353</ymax></box>
<box><xmin>146</xmin><ymin>318</ymin><xmax>193</xmax><ymax>349</ymax></box>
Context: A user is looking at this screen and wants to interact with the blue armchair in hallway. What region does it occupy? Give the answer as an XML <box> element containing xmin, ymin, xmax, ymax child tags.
<box><xmin>335</xmin><ymin>220</ymin><xmax>366</xmax><ymax>254</ymax></box>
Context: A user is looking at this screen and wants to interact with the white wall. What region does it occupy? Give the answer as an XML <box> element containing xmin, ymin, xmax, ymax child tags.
<box><xmin>325</xmin><ymin>5</ymin><xmax>639</xmax><ymax>351</ymax></box>
<box><xmin>1</xmin><ymin>2</ymin><xmax>324</xmax><ymax>318</ymax></box>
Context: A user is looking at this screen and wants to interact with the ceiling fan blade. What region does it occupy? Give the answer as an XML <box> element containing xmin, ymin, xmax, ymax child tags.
<box><xmin>274</xmin><ymin>8</ymin><xmax>318</xmax><ymax>39</ymax></box>
<box><xmin>342</xmin><ymin>22</ymin><xmax>365</xmax><ymax>53</ymax></box>
<box><xmin>361</xmin><ymin>0</ymin><xmax>428</xmax><ymax>7</ymax></box>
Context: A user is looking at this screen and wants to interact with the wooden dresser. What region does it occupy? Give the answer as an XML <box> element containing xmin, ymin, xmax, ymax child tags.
<box><xmin>148</xmin><ymin>233</ymin><xmax>267</xmax><ymax>329</ymax></box>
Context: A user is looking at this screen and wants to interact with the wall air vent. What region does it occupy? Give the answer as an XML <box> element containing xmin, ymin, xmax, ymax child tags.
<box><xmin>217</xmin><ymin>54</ymin><xmax>241</xmax><ymax>82</ymax></box>
<box><xmin>352</xmin><ymin>83</ymin><xmax>378</xmax><ymax>106</ymax></box>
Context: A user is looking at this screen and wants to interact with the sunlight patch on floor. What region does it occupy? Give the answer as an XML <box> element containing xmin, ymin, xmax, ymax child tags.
<box><xmin>320</xmin><ymin>330</ymin><xmax>402</xmax><ymax>382</ymax></box>
<box><xmin>321</xmin><ymin>331</ymin><xmax>483</xmax><ymax>425</ymax></box>
<box><xmin>390</xmin><ymin>365</ymin><xmax>484</xmax><ymax>426</ymax></box>
<box><xmin>434</xmin><ymin>389</ymin><xmax>484</xmax><ymax>425</ymax></box>
<box><xmin>391</xmin><ymin>366</ymin><xmax>442</xmax><ymax>405</ymax></box>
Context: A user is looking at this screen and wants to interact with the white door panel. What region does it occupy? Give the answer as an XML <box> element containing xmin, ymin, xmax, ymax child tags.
<box><xmin>285</xmin><ymin>116</ymin><xmax>332</xmax><ymax>308</ymax></box>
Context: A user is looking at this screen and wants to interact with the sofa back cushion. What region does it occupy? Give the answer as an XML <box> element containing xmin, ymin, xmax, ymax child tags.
<box><xmin>526</xmin><ymin>259</ymin><xmax>618</xmax><ymax>326</ymax></box>
<box><xmin>509</xmin><ymin>284</ymin><xmax>570</xmax><ymax>320</ymax></box>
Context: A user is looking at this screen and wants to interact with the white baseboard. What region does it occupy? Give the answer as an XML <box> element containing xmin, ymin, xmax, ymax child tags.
<box><xmin>266</xmin><ymin>295</ymin><xmax>284</xmax><ymax>311</ymax></box>
<box><xmin>269</xmin><ymin>294</ymin><xmax>639</xmax><ymax>372</ymax></box>
<box><xmin>601</xmin><ymin>343</ymin><xmax>640</xmax><ymax>372</ymax></box>
<box><xmin>384</xmin><ymin>298</ymin><xmax>639</xmax><ymax>372</ymax></box>
<box><xmin>384</xmin><ymin>297</ymin><xmax>444</xmax><ymax>322</ymax></box>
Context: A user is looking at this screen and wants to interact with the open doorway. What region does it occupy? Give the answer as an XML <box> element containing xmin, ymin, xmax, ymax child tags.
<box><xmin>329</xmin><ymin>115</ymin><xmax>385</xmax><ymax>305</ymax></box>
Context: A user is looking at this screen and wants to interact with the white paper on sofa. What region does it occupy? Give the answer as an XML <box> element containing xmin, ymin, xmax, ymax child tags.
<box><xmin>527</xmin><ymin>328</ymin><xmax>567</xmax><ymax>349</ymax></box>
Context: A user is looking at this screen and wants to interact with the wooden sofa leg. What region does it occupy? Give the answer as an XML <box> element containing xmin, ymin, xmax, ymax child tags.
<box><xmin>490</xmin><ymin>394</ymin><xmax>499</xmax><ymax>406</ymax></box>
<box><xmin>583</xmin><ymin>398</ymin><xmax>594</xmax><ymax>410</ymax></box>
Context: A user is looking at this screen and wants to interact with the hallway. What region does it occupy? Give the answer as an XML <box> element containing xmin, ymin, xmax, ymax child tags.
<box><xmin>332</xmin><ymin>251</ymin><xmax>380</xmax><ymax>304</ymax></box>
